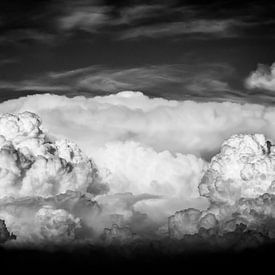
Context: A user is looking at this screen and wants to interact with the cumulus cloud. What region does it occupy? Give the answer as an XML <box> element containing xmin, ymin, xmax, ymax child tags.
<box><xmin>93</xmin><ymin>141</ymin><xmax>207</xmax><ymax>224</ymax></box>
<box><xmin>199</xmin><ymin>134</ymin><xmax>275</xmax><ymax>203</ymax></box>
<box><xmin>169</xmin><ymin>133</ymin><xmax>275</xmax><ymax>240</ymax></box>
<box><xmin>246</xmin><ymin>63</ymin><xmax>275</xmax><ymax>91</ymax></box>
<box><xmin>1</xmin><ymin>92</ymin><xmax>275</xmax><ymax>248</ymax></box>
<box><xmin>35</xmin><ymin>206</ymin><xmax>81</xmax><ymax>243</ymax></box>
<box><xmin>0</xmin><ymin>108</ymin><xmax>207</xmax><ymax>245</ymax></box>
<box><xmin>0</xmin><ymin>112</ymin><xmax>99</xmax><ymax>198</ymax></box>
<box><xmin>0</xmin><ymin>111</ymin><xmax>108</xmax><ymax>244</ymax></box>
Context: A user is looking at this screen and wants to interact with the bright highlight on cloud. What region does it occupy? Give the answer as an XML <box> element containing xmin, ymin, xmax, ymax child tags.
<box><xmin>0</xmin><ymin>91</ymin><xmax>275</xmax><ymax>247</ymax></box>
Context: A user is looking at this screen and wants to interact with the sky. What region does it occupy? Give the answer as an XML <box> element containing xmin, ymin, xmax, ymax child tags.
<box><xmin>1</xmin><ymin>0</ymin><xmax>275</xmax><ymax>251</ymax></box>
<box><xmin>0</xmin><ymin>0</ymin><xmax>275</xmax><ymax>103</ymax></box>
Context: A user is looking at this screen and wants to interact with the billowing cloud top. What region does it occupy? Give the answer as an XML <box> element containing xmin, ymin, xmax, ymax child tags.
<box><xmin>0</xmin><ymin>92</ymin><xmax>275</xmax><ymax>248</ymax></box>
<box><xmin>0</xmin><ymin>111</ymin><xmax>96</xmax><ymax>198</ymax></box>
<box><xmin>199</xmin><ymin>134</ymin><xmax>275</xmax><ymax>203</ymax></box>
<box><xmin>169</xmin><ymin>133</ymin><xmax>275</xmax><ymax>240</ymax></box>
<box><xmin>2</xmin><ymin>91</ymin><xmax>275</xmax><ymax>159</ymax></box>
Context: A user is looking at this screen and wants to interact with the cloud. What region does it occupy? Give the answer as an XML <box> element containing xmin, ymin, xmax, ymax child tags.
<box><xmin>118</xmin><ymin>4</ymin><xmax>166</xmax><ymax>24</ymax></box>
<box><xmin>199</xmin><ymin>134</ymin><xmax>273</xmax><ymax>203</ymax></box>
<box><xmin>55</xmin><ymin>2</ymin><xmax>249</xmax><ymax>40</ymax></box>
<box><xmin>0</xmin><ymin>111</ymin><xmax>111</xmax><ymax>244</ymax></box>
<box><xmin>0</xmin><ymin>112</ymin><xmax>101</xmax><ymax>198</ymax></box>
<box><xmin>1</xmin><ymin>92</ymin><xmax>275</xmax><ymax>248</ymax></box>
<box><xmin>169</xmin><ymin>133</ymin><xmax>275</xmax><ymax>240</ymax></box>
<box><xmin>35</xmin><ymin>206</ymin><xmax>81</xmax><ymax>243</ymax></box>
<box><xmin>93</xmin><ymin>141</ymin><xmax>207</xmax><ymax>224</ymax></box>
<box><xmin>58</xmin><ymin>6</ymin><xmax>110</xmax><ymax>32</ymax></box>
<box><xmin>119</xmin><ymin>19</ymin><xmax>239</xmax><ymax>40</ymax></box>
<box><xmin>0</xmin><ymin>63</ymin><xmax>234</xmax><ymax>101</ymax></box>
<box><xmin>0</xmin><ymin>1</ymin><xmax>273</xmax><ymax>46</ymax></box>
<box><xmin>1</xmin><ymin>91</ymin><xmax>274</xmax><ymax>159</ymax></box>
<box><xmin>0</xmin><ymin>107</ymin><xmax>208</xmax><ymax>244</ymax></box>
<box><xmin>246</xmin><ymin>63</ymin><xmax>275</xmax><ymax>91</ymax></box>
<box><xmin>57</xmin><ymin>1</ymin><xmax>267</xmax><ymax>41</ymax></box>
<box><xmin>76</xmin><ymin>64</ymin><xmax>234</xmax><ymax>96</ymax></box>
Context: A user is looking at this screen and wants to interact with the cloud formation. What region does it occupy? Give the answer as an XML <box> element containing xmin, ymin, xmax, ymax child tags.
<box><xmin>0</xmin><ymin>112</ymin><xmax>99</xmax><ymax>198</ymax></box>
<box><xmin>1</xmin><ymin>92</ymin><xmax>275</xmax><ymax>247</ymax></box>
<box><xmin>59</xmin><ymin>6</ymin><xmax>110</xmax><ymax>32</ymax></box>
<box><xmin>0</xmin><ymin>0</ymin><xmax>273</xmax><ymax>47</ymax></box>
<box><xmin>246</xmin><ymin>63</ymin><xmax>275</xmax><ymax>91</ymax></box>
<box><xmin>1</xmin><ymin>91</ymin><xmax>275</xmax><ymax>158</ymax></box>
<box><xmin>0</xmin><ymin>107</ymin><xmax>207</xmax><ymax>244</ymax></box>
<box><xmin>169</xmin><ymin>133</ymin><xmax>275</xmax><ymax>240</ymax></box>
<box><xmin>0</xmin><ymin>63</ymin><xmax>233</xmax><ymax>98</ymax></box>
<box><xmin>119</xmin><ymin>19</ymin><xmax>239</xmax><ymax>40</ymax></box>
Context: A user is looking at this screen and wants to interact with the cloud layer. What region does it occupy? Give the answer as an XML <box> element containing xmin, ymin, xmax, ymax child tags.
<box><xmin>1</xmin><ymin>91</ymin><xmax>275</xmax><ymax>247</ymax></box>
<box><xmin>1</xmin><ymin>91</ymin><xmax>275</xmax><ymax>157</ymax></box>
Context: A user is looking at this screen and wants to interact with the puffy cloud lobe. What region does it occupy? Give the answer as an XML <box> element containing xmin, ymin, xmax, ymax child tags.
<box><xmin>35</xmin><ymin>206</ymin><xmax>81</xmax><ymax>243</ymax></box>
<box><xmin>94</xmin><ymin>141</ymin><xmax>206</xmax><ymax>198</ymax></box>
<box><xmin>0</xmin><ymin>112</ymin><xmax>97</xmax><ymax>198</ymax></box>
<box><xmin>168</xmin><ymin>209</ymin><xmax>217</xmax><ymax>239</ymax></box>
<box><xmin>232</xmin><ymin>193</ymin><xmax>275</xmax><ymax>237</ymax></box>
<box><xmin>246</xmin><ymin>63</ymin><xmax>275</xmax><ymax>91</ymax></box>
<box><xmin>169</xmin><ymin>134</ymin><xmax>275</xmax><ymax>240</ymax></box>
<box><xmin>199</xmin><ymin>134</ymin><xmax>275</xmax><ymax>204</ymax></box>
<box><xmin>0</xmin><ymin>112</ymin><xmax>42</xmax><ymax>141</ymax></box>
<box><xmin>92</xmin><ymin>141</ymin><xmax>208</xmax><ymax>228</ymax></box>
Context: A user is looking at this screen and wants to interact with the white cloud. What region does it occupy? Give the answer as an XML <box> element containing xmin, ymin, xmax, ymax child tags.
<box><xmin>246</xmin><ymin>63</ymin><xmax>275</xmax><ymax>91</ymax></box>
<box><xmin>0</xmin><ymin>63</ymin><xmax>233</xmax><ymax>98</ymax></box>
<box><xmin>2</xmin><ymin>91</ymin><xmax>267</xmax><ymax>158</ymax></box>
<box><xmin>0</xmin><ymin>112</ymin><xmax>99</xmax><ymax>199</ymax></box>
<box><xmin>169</xmin><ymin>133</ymin><xmax>275</xmax><ymax>240</ymax></box>
<box><xmin>56</xmin><ymin>2</ymin><xmax>243</xmax><ymax>40</ymax></box>
<box><xmin>0</xmin><ymin>104</ymin><xmax>208</xmax><ymax>244</ymax></box>
<box><xmin>119</xmin><ymin>19</ymin><xmax>239</xmax><ymax>40</ymax></box>
<box><xmin>2</xmin><ymin>92</ymin><xmax>275</xmax><ymax>245</ymax></box>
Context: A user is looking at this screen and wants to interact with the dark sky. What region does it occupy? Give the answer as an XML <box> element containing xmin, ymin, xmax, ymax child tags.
<box><xmin>0</xmin><ymin>0</ymin><xmax>275</xmax><ymax>103</ymax></box>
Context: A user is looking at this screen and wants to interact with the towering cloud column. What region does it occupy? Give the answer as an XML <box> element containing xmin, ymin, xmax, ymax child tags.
<box><xmin>169</xmin><ymin>134</ymin><xmax>275</xmax><ymax>239</ymax></box>
<box><xmin>0</xmin><ymin>112</ymin><xmax>102</xmax><ymax>243</ymax></box>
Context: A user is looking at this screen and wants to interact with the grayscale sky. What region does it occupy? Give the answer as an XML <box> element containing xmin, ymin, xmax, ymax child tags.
<box><xmin>0</xmin><ymin>0</ymin><xmax>274</xmax><ymax>103</ymax></box>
